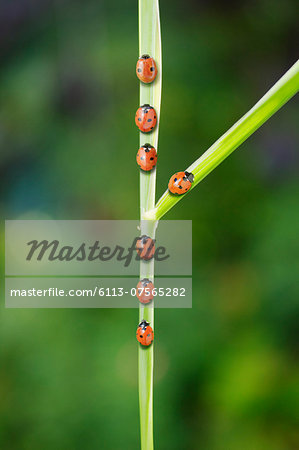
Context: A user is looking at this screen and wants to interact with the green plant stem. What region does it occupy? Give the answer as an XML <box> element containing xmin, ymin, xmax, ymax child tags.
<box><xmin>144</xmin><ymin>59</ymin><xmax>299</xmax><ymax>221</ymax></box>
<box><xmin>138</xmin><ymin>1</ymin><xmax>162</xmax><ymax>450</ymax></box>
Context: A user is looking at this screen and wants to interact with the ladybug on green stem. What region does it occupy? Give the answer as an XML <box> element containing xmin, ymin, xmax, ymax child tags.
<box><xmin>136</xmin><ymin>144</ymin><xmax>157</xmax><ymax>171</ymax></box>
<box><xmin>136</xmin><ymin>54</ymin><xmax>157</xmax><ymax>84</ymax></box>
<box><xmin>168</xmin><ymin>171</ymin><xmax>194</xmax><ymax>195</ymax></box>
<box><xmin>135</xmin><ymin>104</ymin><xmax>157</xmax><ymax>133</ymax></box>
<box><xmin>136</xmin><ymin>278</ymin><xmax>154</xmax><ymax>304</ymax></box>
<box><xmin>136</xmin><ymin>235</ymin><xmax>155</xmax><ymax>260</ymax></box>
<box><xmin>136</xmin><ymin>320</ymin><xmax>154</xmax><ymax>346</ymax></box>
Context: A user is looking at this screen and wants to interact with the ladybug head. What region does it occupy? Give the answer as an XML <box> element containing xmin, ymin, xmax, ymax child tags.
<box><xmin>138</xmin><ymin>319</ymin><xmax>150</xmax><ymax>329</ymax></box>
<box><xmin>141</xmin><ymin>278</ymin><xmax>151</xmax><ymax>287</ymax></box>
<box><xmin>139</xmin><ymin>235</ymin><xmax>155</xmax><ymax>245</ymax></box>
<box><xmin>184</xmin><ymin>171</ymin><xmax>194</xmax><ymax>183</ymax></box>
<box><xmin>140</xmin><ymin>234</ymin><xmax>149</xmax><ymax>244</ymax></box>
<box><xmin>141</xmin><ymin>54</ymin><xmax>150</xmax><ymax>59</ymax></box>
<box><xmin>141</xmin><ymin>104</ymin><xmax>153</xmax><ymax>115</ymax></box>
<box><xmin>143</xmin><ymin>143</ymin><xmax>153</xmax><ymax>152</ymax></box>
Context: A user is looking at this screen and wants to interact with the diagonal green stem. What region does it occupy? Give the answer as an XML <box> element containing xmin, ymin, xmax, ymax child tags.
<box><xmin>144</xmin><ymin>59</ymin><xmax>299</xmax><ymax>221</ymax></box>
<box><xmin>138</xmin><ymin>1</ymin><xmax>162</xmax><ymax>450</ymax></box>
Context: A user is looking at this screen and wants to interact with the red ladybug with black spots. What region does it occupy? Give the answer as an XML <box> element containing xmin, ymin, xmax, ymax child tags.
<box><xmin>136</xmin><ymin>278</ymin><xmax>155</xmax><ymax>304</ymax></box>
<box><xmin>136</xmin><ymin>320</ymin><xmax>154</xmax><ymax>346</ymax></box>
<box><xmin>136</xmin><ymin>54</ymin><xmax>158</xmax><ymax>84</ymax></box>
<box><xmin>168</xmin><ymin>171</ymin><xmax>194</xmax><ymax>195</ymax></box>
<box><xmin>136</xmin><ymin>235</ymin><xmax>155</xmax><ymax>260</ymax></box>
<box><xmin>135</xmin><ymin>104</ymin><xmax>157</xmax><ymax>133</ymax></box>
<box><xmin>136</xmin><ymin>144</ymin><xmax>157</xmax><ymax>171</ymax></box>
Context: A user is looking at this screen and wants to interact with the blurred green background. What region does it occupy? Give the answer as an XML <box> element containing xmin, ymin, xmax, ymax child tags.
<box><xmin>1</xmin><ymin>0</ymin><xmax>298</xmax><ymax>449</ymax></box>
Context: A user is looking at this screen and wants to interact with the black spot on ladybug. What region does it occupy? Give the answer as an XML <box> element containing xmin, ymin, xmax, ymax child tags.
<box><xmin>154</xmin><ymin>116</ymin><xmax>156</xmax><ymax>119</ymax></box>
<box><xmin>151</xmin><ymin>127</ymin><xmax>154</xmax><ymax>129</ymax></box>
<box><xmin>137</xmin><ymin>68</ymin><xmax>142</xmax><ymax>73</ymax></box>
<box><xmin>138</xmin><ymin>118</ymin><xmax>142</xmax><ymax>122</ymax></box>
<box><xmin>140</xmin><ymin>156</ymin><xmax>145</xmax><ymax>160</ymax></box>
<box><xmin>179</xmin><ymin>186</ymin><xmax>183</xmax><ymax>189</ymax></box>
<box><xmin>150</xmin><ymin>67</ymin><xmax>155</xmax><ymax>71</ymax></box>
<box><xmin>174</xmin><ymin>178</ymin><xmax>177</xmax><ymax>182</ymax></box>
<box><xmin>147</xmin><ymin>119</ymin><xmax>152</xmax><ymax>122</ymax></box>
<box><xmin>150</xmin><ymin>157</ymin><xmax>154</xmax><ymax>160</ymax></box>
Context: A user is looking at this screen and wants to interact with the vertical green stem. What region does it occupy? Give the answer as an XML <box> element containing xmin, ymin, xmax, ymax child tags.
<box><xmin>138</xmin><ymin>1</ymin><xmax>162</xmax><ymax>449</ymax></box>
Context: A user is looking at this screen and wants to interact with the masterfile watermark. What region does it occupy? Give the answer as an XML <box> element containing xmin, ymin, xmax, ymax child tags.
<box><xmin>26</xmin><ymin>237</ymin><xmax>169</xmax><ymax>266</ymax></box>
<box><xmin>5</xmin><ymin>220</ymin><xmax>192</xmax><ymax>308</ymax></box>
<box><xmin>6</xmin><ymin>279</ymin><xmax>192</xmax><ymax>308</ymax></box>
<box><xmin>5</xmin><ymin>220</ymin><xmax>192</xmax><ymax>276</ymax></box>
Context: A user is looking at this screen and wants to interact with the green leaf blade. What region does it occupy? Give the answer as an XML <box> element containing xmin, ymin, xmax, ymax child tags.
<box><xmin>145</xmin><ymin>60</ymin><xmax>299</xmax><ymax>221</ymax></box>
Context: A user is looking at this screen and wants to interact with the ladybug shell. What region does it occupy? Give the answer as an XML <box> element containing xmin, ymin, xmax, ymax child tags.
<box><xmin>136</xmin><ymin>235</ymin><xmax>155</xmax><ymax>260</ymax></box>
<box><xmin>136</xmin><ymin>55</ymin><xmax>157</xmax><ymax>84</ymax></box>
<box><xmin>136</xmin><ymin>279</ymin><xmax>154</xmax><ymax>304</ymax></box>
<box><xmin>136</xmin><ymin>322</ymin><xmax>154</xmax><ymax>346</ymax></box>
<box><xmin>135</xmin><ymin>104</ymin><xmax>157</xmax><ymax>133</ymax></box>
<box><xmin>136</xmin><ymin>144</ymin><xmax>157</xmax><ymax>171</ymax></box>
<box><xmin>168</xmin><ymin>171</ymin><xmax>193</xmax><ymax>195</ymax></box>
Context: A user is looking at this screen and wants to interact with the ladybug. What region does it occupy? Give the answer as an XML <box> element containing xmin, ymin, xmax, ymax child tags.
<box><xmin>136</xmin><ymin>278</ymin><xmax>154</xmax><ymax>304</ymax></box>
<box><xmin>136</xmin><ymin>320</ymin><xmax>154</xmax><ymax>346</ymax></box>
<box><xmin>136</xmin><ymin>144</ymin><xmax>157</xmax><ymax>171</ymax></box>
<box><xmin>168</xmin><ymin>171</ymin><xmax>194</xmax><ymax>195</ymax></box>
<box><xmin>136</xmin><ymin>235</ymin><xmax>155</xmax><ymax>260</ymax></box>
<box><xmin>135</xmin><ymin>104</ymin><xmax>157</xmax><ymax>133</ymax></box>
<box><xmin>136</xmin><ymin>54</ymin><xmax>158</xmax><ymax>84</ymax></box>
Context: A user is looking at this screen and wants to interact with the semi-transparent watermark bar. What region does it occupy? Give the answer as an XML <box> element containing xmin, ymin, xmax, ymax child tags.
<box><xmin>5</xmin><ymin>220</ymin><xmax>191</xmax><ymax>276</ymax></box>
<box><xmin>5</xmin><ymin>220</ymin><xmax>192</xmax><ymax>308</ymax></box>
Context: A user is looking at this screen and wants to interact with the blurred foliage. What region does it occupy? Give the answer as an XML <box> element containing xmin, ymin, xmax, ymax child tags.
<box><xmin>0</xmin><ymin>0</ymin><xmax>298</xmax><ymax>449</ymax></box>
